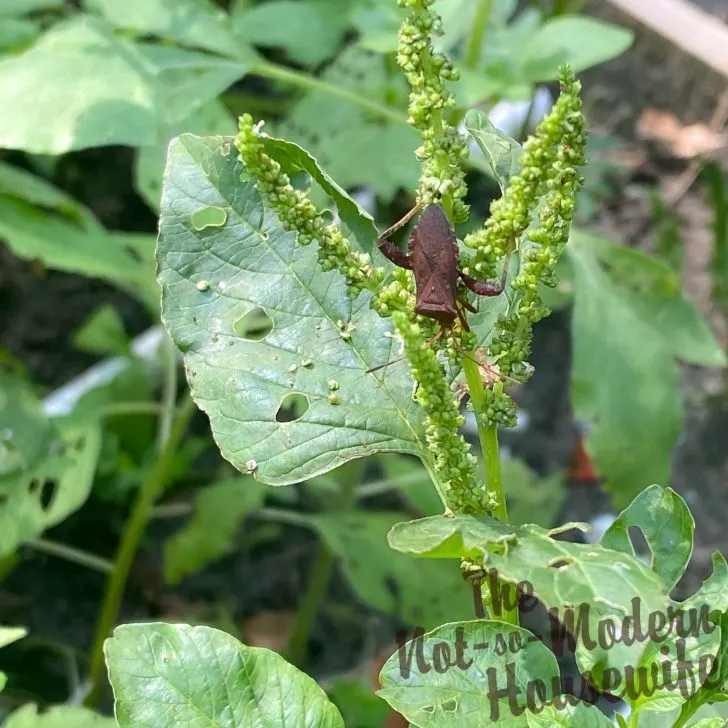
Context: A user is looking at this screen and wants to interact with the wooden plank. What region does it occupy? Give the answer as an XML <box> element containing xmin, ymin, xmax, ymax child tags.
<box><xmin>605</xmin><ymin>0</ymin><xmax>728</xmax><ymax>80</ymax></box>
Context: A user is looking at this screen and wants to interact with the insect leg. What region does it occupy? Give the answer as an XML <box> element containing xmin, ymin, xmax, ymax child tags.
<box><xmin>377</xmin><ymin>201</ymin><xmax>424</xmax><ymax>242</ymax></box>
<box><xmin>377</xmin><ymin>240</ymin><xmax>413</xmax><ymax>269</ymax></box>
<box><xmin>458</xmin><ymin>246</ymin><xmax>514</xmax><ymax>296</ymax></box>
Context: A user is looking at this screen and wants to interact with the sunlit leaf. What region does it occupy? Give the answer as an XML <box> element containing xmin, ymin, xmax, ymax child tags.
<box><xmin>105</xmin><ymin>622</ymin><xmax>345</xmax><ymax>727</ymax></box>
<box><xmin>4</xmin><ymin>706</ymin><xmax>114</xmax><ymax>728</ymax></box>
<box><xmin>464</xmin><ymin>110</ymin><xmax>522</xmax><ymax>191</ymax></box>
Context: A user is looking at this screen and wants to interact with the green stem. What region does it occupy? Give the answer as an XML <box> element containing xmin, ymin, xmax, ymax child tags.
<box><xmin>284</xmin><ymin>544</ymin><xmax>335</xmax><ymax>667</ymax></box>
<box><xmin>461</xmin><ymin>357</ymin><xmax>517</xmax><ymax>626</ymax></box>
<box><xmin>156</xmin><ymin>333</ymin><xmax>178</xmax><ymax>451</ymax></box>
<box><xmin>464</xmin><ymin>0</ymin><xmax>492</xmax><ymax>70</ymax></box>
<box><xmin>85</xmin><ymin>395</ymin><xmax>197</xmax><ymax>707</ymax></box>
<box><xmin>102</xmin><ymin>402</ymin><xmax>162</xmax><ymax>418</ymax></box>
<box><xmin>250</xmin><ymin>61</ymin><xmax>405</xmax><ymax>125</ymax></box>
<box><xmin>27</xmin><ymin>539</ymin><xmax>113</xmax><ymax>574</ymax></box>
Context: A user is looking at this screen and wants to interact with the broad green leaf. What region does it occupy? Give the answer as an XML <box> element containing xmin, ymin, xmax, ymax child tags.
<box><xmin>85</xmin><ymin>0</ymin><xmax>241</xmax><ymax>58</ymax></box>
<box><xmin>523</xmin><ymin>16</ymin><xmax>633</xmax><ymax>81</ymax></box>
<box><xmin>568</xmin><ymin>234</ymin><xmax>683</xmax><ymax>507</ymax></box>
<box><xmin>158</xmin><ymin>134</ymin><xmax>428</xmax><ymax>484</ymax></box>
<box><xmin>351</xmin><ymin>4</ymin><xmax>401</xmax><ymax>53</ymax></box>
<box><xmin>0</xmin><ymin>412</ymin><xmax>102</xmax><ymax>558</ymax></box>
<box><xmin>602</xmin><ymin>484</ymin><xmax>694</xmax><ymax>592</ymax></box>
<box><xmin>384</xmin><ymin>454</ymin><xmax>444</xmax><ymax>516</ymax></box>
<box><xmin>388</xmin><ymin>512</ymin><xmax>669</xmax><ymax>691</ymax></box>
<box><xmin>73</xmin><ymin>305</ymin><xmax>131</xmax><ymax>357</ymax></box>
<box><xmin>308</xmin><ymin>512</ymin><xmax>473</xmax><ymax>629</ymax></box>
<box><xmin>0</xmin><ymin>0</ymin><xmax>62</xmax><ymax>15</ymax></box>
<box><xmin>526</xmin><ymin>700</ymin><xmax>613</xmax><ymax>727</ymax></box>
<box><xmin>105</xmin><ymin>622</ymin><xmax>344</xmax><ymax>728</ymax></box>
<box><xmin>260</xmin><ymin>133</ymin><xmax>378</xmax><ymax>251</ymax></box>
<box><xmin>273</xmin><ymin>46</ymin><xmax>419</xmax><ymax>202</ymax></box>
<box><xmin>378</xmin><ymin>620</ymin><xmax>560</xmax><ymax>727</ymax></box>
<box><xmin>687</xmin><ymin>720</ymin><xmax>728</xmax><ymax>728</ymax></box>
<box><xmin>0</xmin><ymin>17</ymin><xmax>158</xmax><ymax>153</ymax></box>
<box><xmin>163</xmin><ymin>478</ymin><xmax>264</xmax><ymax>584</ymax></box>
<box><xmin>233</xmin><ymin>0</ymin><xmax>349</xmax><ymax>66</ymax></box>
<box><xmin>4</xmin><ymin>705</ymin><xmax>115</xmax><ymax>728</ymax></box>
<box><xmin>464</xmin><ymin>110</ymin><xmax>522</xmax><ymax>191</ymax></box>
<box><xmin>0</xmin><ymin>17</ymin><xmax>248</xmax><ymax>154</ymax></box>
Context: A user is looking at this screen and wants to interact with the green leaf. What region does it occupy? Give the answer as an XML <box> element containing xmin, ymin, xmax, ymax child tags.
<box><xmin>0</xmin><ymin>377</ymin><xmax>102</xmax><ymax>558</ymax></box>
<box><xmin>85</xmin><ymin>0</ymin><xmax>242</xmax><ymax>58</ymax></box>
<box><xmin>0</xmin><ymin>0</ymin><xmax>62</xmax><ymax>16</ymax></box>
<box><xmin>260</xmin><ymin>133</ymin><xmax>378</xmax><ymax>251</ymax></box>
<box><xmin>73</xmin><ymin>305</ymin><xmax>130</xmax><ymax>357</ymax></box>
<box><xmin>602</xmin><ymin>484</ymin><xmax>694</xmax><ymax>592</ymax></box>
<box><xmin>464</xmin><ymin>110</ymin><xmax>522</xmax><ymax>192</ymax></box>
<box><xmin>688</xmin><ymin>720</ymin><xmax>728</xmax><ymax>728</ymax></box>
<box><xmin>378</xmin><ymin>620</ymin><xmax>560</xmax><ymax>727</ymax></box>
<box><xmin>105</xmin><ymin>622</ymin><xmax>345</xmax><ymax>727</ymax></box>
<box><xmin>0</xmin><ymin>18</ymin><xmax>40</xmax><ymax>51</ymax></box>
<box><xmin>4</xmin><ymin>705</ymin><xmax>115</xmax><ymax>728</ymax></box>
<box><xmin>308</xmin><ymin>512</ymin><xmax>473</xmax><ymax>629</ymax></box>
<box><xmin>233</xmin><ymin>0</ymin><xmax>348</xmax><ymax>66</ymax></box>
<box><xmin>526</xmin><ymin>700</ymin><xmax>613</xmax><ymax>727</ymax></box>
<box><xmin>163</xmin><ymin>477</ymin><xmax>264</xmax><ymax>584</ymax></box>
<box><xmin>523</xmin><ymin>16</ymin><xmax>633</xmax><ymax>81</ymax></box>
<box><xmin>388</xmin><ymin>512</ymin><xmax>669</xmax><ymax>691</ymax></box>
<box><xmin>568</xmin><ymin>234</ymin><xmax>684</xmax><ymax>507</ymax></box>
<box><xmin>158</xmin><ymin>134</ymin><xmax>429</xmax><ymax>484</ymax></box>
<box><xmin>0</xmin><ymin>17</ymin><xmax>248</xmax><ymax>154</ymax></box>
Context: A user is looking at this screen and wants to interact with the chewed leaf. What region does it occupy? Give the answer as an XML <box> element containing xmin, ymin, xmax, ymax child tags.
<box><xmin>464</xmin><ymin>110</ymin><xmax>522</xmax><ymax>192</ymax></box>
<box><xmin>602</xmin><ymin>484</ymin><xmax>694</xmax><ymax>591</ymax></box>
<box><xmin>158</xmin><ymin>134</ymin><xmax>429</xmax><ymax>484</ymax></box>
<box><xmin>105</xmin><ymin>623</ymin><xmax>344</xmax><ymax>728</ymax></box>
<box><xmin>388</xmin><ymin>512</ymin><xmax>669</xmax><ymax>695</ymax></box>
<box><xmin>378</xmin><ymin>620</ymin><xmax>560</xmax><ymax>727</ymax></box>
<box><xmin>260</xmin><ymin>132</ymin><xmax>378</xmax><ymax>251</ymax></box>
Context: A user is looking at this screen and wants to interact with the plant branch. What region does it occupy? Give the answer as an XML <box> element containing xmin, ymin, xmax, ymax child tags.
<box><xmin>85</xmin><ymin>394</ymin><xmax>197</xmax><ymax>706</ymax></box>
<box><xmin>26</xmin><ymin>539</ymin><xmax>113</xmax><ymax>574</ymax></box>
<box><xmin>250</xmin><ymin>61</ymin><xmax>405</xmax><ymax>126</ymax></box>
<box><xmin>464</xmin><ymin>0</ymin><xmax>493</xmax><ymax>70</ymax></box>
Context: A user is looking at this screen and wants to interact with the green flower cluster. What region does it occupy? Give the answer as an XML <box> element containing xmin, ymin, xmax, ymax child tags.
<box><xmin>234</xmin><ymin>114</ymin><xmax>385</xmax><ymax>295</ymax></box>
<box><xmin>391</xmin><ymin>311</ymin><xmax>490</xmax><ymax>515</ymax></box>
<box><xmin>396</xmin><ymin>0</ymin><xmax>469</xmax><ymax>223</ymax></box>
<box><xmin>488</xmin><ymin>67</ymin><xmax>586</xmax><ymax>405</ymax></box>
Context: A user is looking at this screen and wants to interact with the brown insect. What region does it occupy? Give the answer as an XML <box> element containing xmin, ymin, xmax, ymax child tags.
<box><xmin>377</xmin><ymin>203</ymin><xmax>509</xmax><ymax>328</ymax></box>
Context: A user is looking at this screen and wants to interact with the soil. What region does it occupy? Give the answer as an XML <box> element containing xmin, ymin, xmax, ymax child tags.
<box><xmin>2</xmin><ymin>1</ymin><xmax>728</xmax><ymax>719</ymax></box>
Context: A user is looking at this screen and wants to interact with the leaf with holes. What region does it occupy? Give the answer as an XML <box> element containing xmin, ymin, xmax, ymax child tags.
<box><xmin>525</xmin><ymin>700</ymin><xmax>613</xmax><ymax>727</ymax></box>
<box><xmin>4</xmin><ymin>705</ymin><xmax>115</xmax><ymax>728</ymax></box>
<box><xmin>105</xmin><ymin>622</ymin><xmax>344</xmax><ymax>728</ymax></box>
<box><xmin>378</xmin><ymin>620</ymin><xmax>561</xmax><ymax>727</ymax></box>
<box><xmin>602</xmin><ymin>484</ymin><xmax>693</xmax><ymax>592</ymax></box>
<box><xmin>164</xmin><ymin>477</ymin><xmax>264</xmax><ymax>584</ymax></box>
<box><xmin>0</xmin><ymin>402</ymin><xmax>102</xmax><ymax>558</ymax></box>
<box><xmin>388</xmin><ymin>511</ymin><xmax>670</xmax><ymax>694</ymax></box>
<box><xmin>307</xmin><ymin>512</ymin><xmax>473</xmax><ymax>629</ymax></box>
<box><xmin>158</xmin><ymin>133</ymin><xmax>434</xmax><ymax>484</ymax></box>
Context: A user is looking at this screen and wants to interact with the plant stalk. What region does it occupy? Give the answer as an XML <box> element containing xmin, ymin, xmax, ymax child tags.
<box><xmin>27</xmin><ymin>539</ymin><xmax>113</xmax><ymax>574</ymax></box>
<box><xmin>284</xmin><ymin>544</ymin><xmax>335</xmax><ymax>667</ymax></box>
<box><xmin>85</xmin><ymin>395</ymin><xmax>196</xmax><ymax>706</ymax></box>
<box><xmin>464</xmin><ymin>0</ymin><xmax>493</xmax><ymax>70</ymax></box>
<box><xmin>461</xmin><ymin>356</ymin><xmax>518</xmax><ymax>626</ymax></box>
